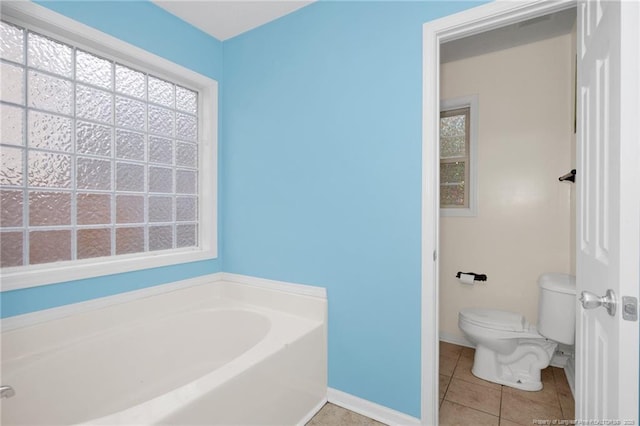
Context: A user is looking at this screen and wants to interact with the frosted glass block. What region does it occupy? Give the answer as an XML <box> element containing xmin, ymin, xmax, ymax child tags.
<box><xmin>1</xmin><ymin>190</ymin><xmax>23</xmax><ymax>227</ymax></box>
<box><xmin>176</xmin><ymin>86</ymin><xmax>197</xmax><ymax>114</ymax></box>
<box><xmin>115</xmin><ymin>96</ymin><xmax>146</xmax><ymax>131</ymax></box>
<box><xmin>27</xmin><ymin>32</ymin><xmax>72</xmax><ymax>77</ymax></box>
<box><xmin>115</xmin><ymin>130</ymin><xmax>145</xmax><ymax>161</ymax></box>
<box><xmin>116</xmin><ymin>162</ymin><xmax>144</xmax><ymax>192</ymax></box>
<box><xmin>1</xmin><ymin>21</ymin><xmax>24</xmax><ymax>63</ymax></box>
<box><xmin>1</xmin><ymin>232</ymin><xmax>23</xmax><ymax>267</ymax></box>
<box><xmin>77</xmin><ymin>157</ymin><xmax>111</xmax><ymax>190</ymax></box>
<box><xmin>440</xmin><ymin>115</ymin><xmax>466</xmax><ymax>137</ymax></box>
<box><xmin>148</xmin><ymin>76</ymin><xmax>174</xmax><ymax>107</ymax></box>
<box><xmin>176</xmin><ymin>113</ymin><xmax>197</xmax><ymax>141</ymax></box>
<box><xmin>76</xmin><ymin>84</ymin><xmax>113</xmax><ymax>124</ymax></box>
<box><xmin>77</xmin><ymin>193</ymin><xmax>111</xmax><ymax>225</ymax></box>
<box><xmin>176</xmin><ymin>142</ymin><xmax>197</xmax><ymax>168</ymax></box>
<box><xmin>28</xmin><ymin>110</ymin><xmax>72</xmax><ymax>152</ymax></box>
<box><xmin>28</xmin><ymin>191</ymin><xmax>71</xmax><ymax>226</ymax></box>
<box><xmin>116</xmin><ymin>195</ymin><xmax>144</xmax><ymax>223</ymax></box>
<box><xmin>1</xmin><ymin>104</ymin><xmax>24</xmax><ymax>145</ymax></box>
<box><xmin>440</xmin><ymin>183</ymin><xmax>465</xmax><ymax>207</ymax></box>
<box><xmin>77</xmin><ymin>228</ymin><xmax>111</xmax><ymax>259</ymax></box>
<box><xmin>440</xmin><ymin>162</ymin><xmax>465</xmax><ymax>184</ymax></box>
<box><xmin>148</xmin><ymin>105</ymin><xmax>174</xmax><ymax>136</ymax></box>
<box><xmin>29</xmin><ymin>229</ymin><xmax>71</xmax><ymax>264</ymax></box>
<box><xmin>115</xmin><ymin>64</ymin><xmax>145</xmax><ymax>99</ymax></box>
<box><xmin>76</xmin><ymin>121</ymin><xmax>112</xmax><ymax>157</ymax></box>
<box><xmin>116</xmin><ymin>227</ymin><xmax>144</xmax><ymax>255</ymax></box>
<box><xmin>176</xmin><ymin>224</ymin><xmax>196</xmax><ymax>248</ymax></box>
<box><xmin>149</xmin><ymin>137</ymin><xmax>173</xmax><ymax>164</ymax></box>
<box><xmin>148</xmin><ymin>166</ymin><xmax>173</xmax><ymax>193</ymax></box>
<box><xmin>76</xmin><ymin>50</ymin><xmax>112</xmax><ymax>90</ymax></box>
<box><xmin>149</xmin><ymin>225</ymin><xmax>172</xmax><ymax>251</ymax></box>
<box><xmin>29</xmin><ymin>71</ymin><xmax>72</xmax><ymax>115</ymax></box>
<box><xmin>1</xmin><ymin>146</ymin><xmax>23</xmax><ymax>186</ymax></box>
<box><xmin>28</xmin><ymin>151</ymin><xmax>71</xmax><ymax>188</ymax></box>
<box><xmin>440</xmin><ymin>136</ymin><xmax>466</xmax><ymax>159</ymax></box>
<box><xmin>1</xmin><ymin>62</ymin><xmax>24</xmax><ymax>104</ymax></box>
<box><xmin>176</xmin><ymin>170</ymin><xmax>196</xmax><ymax>194</ymax></box>
<box><xmin>176</xmin><ymin>197</ymin><xmax>197</xmax><ymax>222</ymax></box>
<box><xmin>149</xmin><ymin>196</ymin><xmax>172</xmax><ymax>222</ymax></box>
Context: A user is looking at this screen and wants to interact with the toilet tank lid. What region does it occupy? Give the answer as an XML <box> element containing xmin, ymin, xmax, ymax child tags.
<box><xmin>538</xmin><ymin>273</ymin><xmax>576</xmax><ymax>295</ymax></box>
<box><xmin>459</xmin><ymin>308</ymin><xmax>526</xmax><ymax>332</ymax></box>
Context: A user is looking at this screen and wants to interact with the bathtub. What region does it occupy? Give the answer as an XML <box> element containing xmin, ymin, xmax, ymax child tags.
<box><xmin>0</xmin><ymin>277</ymin><xmax>327</xmax><ymax>425</ymax></box>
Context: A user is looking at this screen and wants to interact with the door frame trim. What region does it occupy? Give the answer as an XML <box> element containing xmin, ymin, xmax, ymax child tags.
<box><xmin>421</xmin><ymin>1</ymin><xmax>576</xmax><ymax>423</ymax></box>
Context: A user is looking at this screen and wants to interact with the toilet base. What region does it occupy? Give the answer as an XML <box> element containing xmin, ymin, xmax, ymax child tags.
<box><xmin>470</xmin><ymin>339</ymin><xmax>557</xmax><ymax>391</ymax></box>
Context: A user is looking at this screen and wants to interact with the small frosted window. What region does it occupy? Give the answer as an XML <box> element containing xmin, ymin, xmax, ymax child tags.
<box><xmin>0</xmin><ymin>20</ymin><xmax>201</xmax><ymax>269</ymax></box>
<box><xmin>439</xmin><ymin>107</ymin><xmax>471</xmax><ymax>209</ymax></box>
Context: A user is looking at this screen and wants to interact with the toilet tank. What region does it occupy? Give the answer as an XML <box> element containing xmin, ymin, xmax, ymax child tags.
<box><xmin>537</xmin><ymin>273</ymin><xmax>577</xmax><ymax>345</ymax></box>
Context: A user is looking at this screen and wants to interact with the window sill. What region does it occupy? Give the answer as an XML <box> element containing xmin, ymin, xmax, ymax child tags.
<box><xmin>0</xmin><ymin>248</ymin><xmax>217</xmax><ymax>291</ymax></box>
<box><xmin>440</xmin><ymin>207</ymin><xmax>477</xmax><ymax>217</ymax></box>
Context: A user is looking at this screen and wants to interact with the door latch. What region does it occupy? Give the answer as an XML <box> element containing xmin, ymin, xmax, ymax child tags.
<box><xmin>622</xmin><ymin>296</ymin><xmax>638</xmax><ymax>321</ymax></box>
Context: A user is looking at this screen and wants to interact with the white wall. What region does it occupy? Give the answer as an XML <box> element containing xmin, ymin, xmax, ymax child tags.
<box><xmin>439</xmin><ymin>33</ymin><xmax>574</xmax><ymax>341</ymax></box>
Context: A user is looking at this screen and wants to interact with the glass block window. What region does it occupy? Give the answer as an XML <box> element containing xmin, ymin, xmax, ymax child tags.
<box><xmin>440</xmin><ymin>107</ymin><xmax>470</xmax><ymax>209</ymax></box>
<box><xmin>0</xmin><ymin>20</ymin><xmax>200</xmax><ymax>268</ymax></box>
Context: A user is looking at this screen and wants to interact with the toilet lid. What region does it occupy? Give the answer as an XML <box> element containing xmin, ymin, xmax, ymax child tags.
<box><xmin>459</xmin><ymin>308</ymin><xmax>526</xmax><ymax>332</ymax></box>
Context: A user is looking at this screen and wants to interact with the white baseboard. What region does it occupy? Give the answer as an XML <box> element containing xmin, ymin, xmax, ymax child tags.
<box><xmin>327</xmin><ymin>388</ymin><xmax>421</xmax><ymax>426</ymax></box>
<box><xmin>439</xmin><ymin>331</ymin><xmax>474</xmax><ymax>348</ymax></box>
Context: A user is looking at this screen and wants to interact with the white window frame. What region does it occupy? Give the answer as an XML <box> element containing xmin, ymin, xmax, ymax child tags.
<box><xmin>439</xmin><ymin>95</ymin><xmax>478</xmax><ymax>217</ymax></box>
<box><xmin>0</xmin><ymin>2</ymin><xmax>218</xmax><ymax>291</ymax></box>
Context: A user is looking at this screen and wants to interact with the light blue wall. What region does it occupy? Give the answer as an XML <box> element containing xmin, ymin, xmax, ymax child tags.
<box><xmin>222</xmin><ymin>0</ymin><xmax>482</xmax><ymax>417</ymax></box>
<box><xmin>0</xmin><ymin>0</ymin><xmax>489</xmax><ymax>418</ymax></box>
<box><xmin>0</xmin><ymin>1</ymin><xmax>224</xmax><ymax>318</ymax></box>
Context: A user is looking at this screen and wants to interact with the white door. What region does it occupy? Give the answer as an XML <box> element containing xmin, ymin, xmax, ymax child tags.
<box><xmin>576</xmin><ymin>0</ymin><xmax>639</xmax><ymax>421</ymax></box>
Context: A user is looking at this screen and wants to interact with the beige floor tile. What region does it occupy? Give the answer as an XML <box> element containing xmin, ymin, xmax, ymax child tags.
<box><xmin>444</xmin><ymin>377</ymin><xmax>502</xmax><ymax>416</ymax></box>
<box><xmin>502</xmin><ymin>381</ymin><xmax>561</xmax><ymax>409</ymax></box>
<box><xmin>551</xmin><ymin>367</ymin><xmax>575</xmax><ymax>419</ymax></box>
<box><xmin>440</xmin><ymin>374</ymin><xmax>452</xmax><ymax>399</ymax></box>
<box><xmin>440</xmin><ymin>341</ymin><xmax>464</xmax><ymax>358</ymax></box>
<box><xmin>552</xmin><ymin>367</ymin><xmax>572</xmax><ymax>394</ymax></box>
<box><xmin>306</xmin><ymin>403</ymin><xmax>387</xmax><ymax>426</ymax></box>
<box><xmin>558</xmin><ymin>390</ymin><xmax>575</xmax><ymax>420</ymax></box>
<box><xmin>499</xmin><ymin>419</ymin><xmax>523</xmax><ymax>426</ymax></box>
<box><xmin>460</xmin><ymin>347</ymin><xmax>475</xmax><ymax>360</ymax></box>
<box><xmin>440</xmin><ymin>353</ymin><xmax>459</xmax><ymax>376</ymax></box>
<box><xmin>541</xmin><ymin>367</ymin><xmax>556</xmax><ymax>385</ymax></box>
<box><xmin>452</xmin><ymin>354</ymin><xmax>502</xmax><ymax>390</ymax></box>
<box><xmin>439</xmin><ymin>400</ymin><xmax>499</xmax><ymax>426</ymax></box>
<box><xmin>501</xmin><ymin>390</ymin><xmax>563</xmax><ymax>425</ymax></box>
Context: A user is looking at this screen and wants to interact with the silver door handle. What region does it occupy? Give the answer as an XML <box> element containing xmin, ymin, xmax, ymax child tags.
<box><xmin>580</xmin><ymin>289</ymin><xmax>616</xmax><ymax>316</ymax></box>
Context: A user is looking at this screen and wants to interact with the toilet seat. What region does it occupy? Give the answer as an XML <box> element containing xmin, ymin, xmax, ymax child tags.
<box><xmin>459</xmin><ymin>308</ymin><xmax>525</xmax><ymax>331</ymax></box>
<box><xmin>459</xmin><ymin>308</ymin><xmax>542</xmax><ymax>340</ymax></box>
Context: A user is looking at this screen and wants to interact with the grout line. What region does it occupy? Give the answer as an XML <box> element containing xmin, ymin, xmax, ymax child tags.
<box><xmin>498</xmin><ymin>385</ymin><xmax>504</xmax><ymax>424</ymax></box>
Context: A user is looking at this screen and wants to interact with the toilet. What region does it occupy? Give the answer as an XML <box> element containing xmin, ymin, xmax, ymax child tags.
<box><xmin>458</xmin><ymin>273</ymin><xmax>576</xmax><ymax>391</ymax></box>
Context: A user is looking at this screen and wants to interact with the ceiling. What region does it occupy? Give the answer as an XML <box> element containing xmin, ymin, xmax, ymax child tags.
<box><xmin>152</xmin><ymin>0</ymin><xmax>315</xmax><ymax>41</ymax></box>
<box><xmin>441</xmin><ymin>8</ymin><xmax>577</xmax><ymax>63</ymax></box>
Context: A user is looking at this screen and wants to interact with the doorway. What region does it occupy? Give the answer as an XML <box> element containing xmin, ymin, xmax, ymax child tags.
<box><xmin>421</xmin><ymin>1</ymin><xmax>640</xmax><ymax>424</ymax></box>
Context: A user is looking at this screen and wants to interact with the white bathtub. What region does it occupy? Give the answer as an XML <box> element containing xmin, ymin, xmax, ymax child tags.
<box><xmin>0</xmin><ymin>278</ymin><xmax>327</xmax><ymax>425</ymax></box>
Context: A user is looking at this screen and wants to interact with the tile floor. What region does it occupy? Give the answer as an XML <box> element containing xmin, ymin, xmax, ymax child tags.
<box><xmin>306</xmin><ymin>342</ymin><xmax>575</xmax><ymax>426</ymax></box>
<box><xmin>439</xmin><ymin>342</ymin><xmax>575</xmax><ymax>425</ymax></box>
<box><xmin>306</xmin><ymin>403</ymin><xmax>386</xmax><ymax>426</ymax></box>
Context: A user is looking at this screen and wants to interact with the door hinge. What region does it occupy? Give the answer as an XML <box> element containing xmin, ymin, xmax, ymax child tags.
<box><xmin>433</xmin><ymin>250</ymin><xmax>437</xmax><ymax>261</ymax></box>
